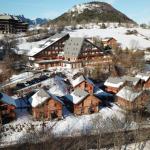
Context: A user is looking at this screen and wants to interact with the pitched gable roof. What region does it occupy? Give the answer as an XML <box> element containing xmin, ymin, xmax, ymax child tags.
<box><xmin>71</xmin><ymin>75</ymin><xmax>85</xmax><ymax>87</ymax></box>
<box><xmin>123</xmin><ymin>76</ymin><xmax>140</xmax><ymax>86</ymax></box>
<box><xmin>64</xmin><ymin>37</ymin><xmax>84</xmax><ymax>58</ymax></box>
<box><xmin>104</xmin><ymin>76</ymin><xmax>141</xmax><ymax>88</ymax></box>
<box><xmin>0</xmin><ymin>15</ymin><xmax>12</xmax><ymax>20</ymax></box>
<box><xmin>116</xmin><ymin>86</ymin><xmax>142</xmax><ymax>102</ymax></box>
<box><xmin>48</xmin><ymin>92</ymin><xmax>64</xmax><ymax>105</ymax></box>
<box><xmin>0</xmin><ymin>93</ymin><xmax>16</xmax><ymax>107</ymax></box>
<box><xmin>28</xmin><ymin>33</ymin><xmax>69</xmax><ymax>57</ymax></box>
<box><xmin>104</xmin><ymin>77</ymin><xmax>125</xmax><ymax>88</ymax></box>
<box><xmin>136</xmin><ymin>73</ymin><xmax>150</xmax><ymax>82</ymax></box>
<box><xmin>64</xmin><ymin>37</ymin><xmax>103</xmax><ymax>58</ymax></box>
<box><xmin>65</xmin><ymin>89</ymin><xmax>89</xmax><ymax>104</ymax></box>
<box><xmin>28</xmin><ymin>89</ymin><xmax>50</xmax><ymax>108</ymax></box>
<box><xmin>102</xmin><ymin>37</ymin><xmax>116</xmax><ymax>42</ymax></box>
<box><xmin>48</xmin><ymin>76</ymin><xmax>69</xmax><ymax>97</ymax></box>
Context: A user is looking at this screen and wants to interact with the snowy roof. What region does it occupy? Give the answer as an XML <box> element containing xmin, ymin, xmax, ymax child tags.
<box><xmin>116</xmin><ymin>86</ymin><xmax>142</xmax><ymax>102</ymax></box>
<box><xmin>48</xmin><ymin>92</ymin><xmax>64</xmax><ymax>105</ymax></box>
<box><xmin>0</xmin><ymin>93</ymin><xmax>16</xmax><ymax>106</ymax></box>
<box><xmin>102</xmin><ymin>37</ymin><xmax>116</xmax><ymax>42</ymax></box>
<box><xmin>10</xmin><ymin>72</ymin><xmax>34</xmax><ymax>83</ymax></box>
<box><xmin>136</xmin><ymin>73</ymin><xmax>150</xmax><ymax>82</ymax></box>
<box><xmin>104</xmin><ymin>77</ymin><xmax>125</xmax><ymax>88</ymax></box>
<box><xmin>12</xmin><ymin>16</ymin><xmax>19</xmax><ymax>21</ymax></box>
<box><xmin>0</xmin><ymin>15</ymin><xmax>12</xmax><ymax>20</ymax></box>
<box><xmin>65</xmin><ymin>89</ymin><xmax>89</xmax><ymax>104</ymax></box>
<box><xmin>71</xmin><ymin>75</ymin><xmax>85</xmax><ymax>87</ymax></box>
<box><xmin>28</xmin><ymin>89</ymin><xmax>50</xmax><ymax>108</ymax></box>
<box><xmin>48</xmin><ymin>76</ymin><xmax>69</xmax><ymax>97</ymax></box>
<box><xmin>28</xmin><ymin>33</ymin><xmax>69</xmax><ymax>57</ymax></box>
<box><xmin>123</xmin><ymin>76</ymin><xmax>140</xmax><ymax>86</ymax></box>
<box><xmin>36</xmin><ymin>59</ymin><xmax>60</xmax><ymax>64</ymax></box>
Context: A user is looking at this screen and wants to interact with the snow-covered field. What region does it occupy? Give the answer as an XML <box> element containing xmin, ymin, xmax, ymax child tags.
<box><xmin>69</xmin><ymin>27</ymin><xmax>150</xmax><ymax>50</ymax></box>
<box><xmin>16</xmin><ymin>26</ymin><xmax>150</xmax><ymax>55</ymax></box>
<box><xmin>0</xmin><ymin>104</ymin><xmax>125</xmax><ymax>147</ymax></box>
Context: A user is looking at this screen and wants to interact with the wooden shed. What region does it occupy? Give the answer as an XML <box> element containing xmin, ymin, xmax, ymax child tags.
<box><xmin>123</xmin><ymin>76</ymin><xmax>143</xmax><ymax>90</ymax></box>
<box><xmin>116</xmin><ymin>86</ymin><xmax>149</xmax><ymax>110</ymax></box>
<box><xmin>136</xmin><ymin>73</ymin><xmax>150</xmax><ymax>89</ymax></box>
<box><xmin>0</xmin><ymin>93</ymin><xmax>16</xmax><ymax>122</ymax></box>
<box><xmin>71</xmin><ymin>75</ymin><xmax>94</xmax><ymax>94</ymax></box>
<box><xmin>28</xmin><ymin>89</ymin><xmax>64</xmax><ymax>120</ymax></box>
<box><xmin>104</xmin><ymin>77</ymin><xmax>125</xmax><ymax>94</ymax></box>
<box><xmin>65</xmin><ymin>88</ymin><xmax>102</xmax><ymax>115</ymax></box>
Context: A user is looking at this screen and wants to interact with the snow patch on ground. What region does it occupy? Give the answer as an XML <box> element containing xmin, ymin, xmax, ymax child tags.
<box><xmin>0</xmin><ymin>104</ymin><xmax>125</xmax><ymax>146</ymax></box>
<box><xmin>69</xmin><ymin>27</ymin><xmax>150</xmax><ymax>50</ymax></box>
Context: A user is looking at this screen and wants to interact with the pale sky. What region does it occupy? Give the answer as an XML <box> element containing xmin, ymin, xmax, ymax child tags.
<box><xmin>0</xmin><ymin>0</ymin><xmax>150</xmax><ymax>24</ymax></box>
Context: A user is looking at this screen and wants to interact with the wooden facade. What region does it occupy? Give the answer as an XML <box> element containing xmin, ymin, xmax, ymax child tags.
<box><xmin>33</xmin><ymin>34</ymin><xmax>69</xmax><ymax>69</ymax></box>
<box><xmin>0</xmin><ymin>15</ymin><xmax>28</xmax><ymax>34</ymax></box>
<box><xmin>144</xmin><ymin>79</ymin><xmax>150</xmax><ymax>89</ymax></box>
<box><xmin>105</xmin><ymin>86</ymin><xmax>122</xmax><ymax>94</ymax></box>
<box><xmin>102</xmin><ymin>38</ymin><xmax>117</xmax><ymax>49</ymax></box>
<box><xmin>65</xmin><ymin>39</ymin><xmax>103</xmax><ymax>61</ymax></box>
<box><xmin>63</xmin><ymin>38</ymin><xmax>104</xmax><ymax>69</ymax></box>
<box><xmin>74</xmin><ymin>80</ymin><xmax>94</xmax><ymax>94</ymax></box>
<box><xmin>32</xmin><ymin>97</ymin><xmax>63</xmax><ymax>120</ymax></box>
<box><xmin>73</xmin><ymin>95</ymin><xmax>102</xmax><ymax>115</ymax></box>
<box><xmin>0</xmin><ymin>102</ymin><xmax>16</xmax><ymax>121</ymax></box>
<box><xmin>38</xmin><ymin>60</ymin><xmax>62</xmax><ymax>69</ymax></box>
<box><xmin>116</xmin><ymin>92</ymin><xmax>149</xmax><ymax>110</ymax></box>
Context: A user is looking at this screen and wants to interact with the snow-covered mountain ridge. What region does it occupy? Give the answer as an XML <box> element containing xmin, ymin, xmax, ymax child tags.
<box><xmin>51</xmin><ymin>1</ymin><xmax>135</xmax><ymax>26</ymax></box>
<box><xmin>68</xmin><ymin>3</ymin><xmax>104</xmax><ymax>14</ymax></box>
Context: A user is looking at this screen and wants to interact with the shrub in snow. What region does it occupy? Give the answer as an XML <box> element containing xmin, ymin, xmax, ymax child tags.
<box><xmin>126</xmin><ymin>30</ymin><xmax>138</xmax><ymax>35</ymax></box>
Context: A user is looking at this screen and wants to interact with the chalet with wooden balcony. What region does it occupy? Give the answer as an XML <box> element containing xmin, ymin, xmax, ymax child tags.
<box><xmin>63</xmin><ymin>37</ymin><xmax>104</xmax><ymax>69</ymax></box>
<box><xmin>29</xmin><ymin>33</ymin><xmax>70</xmax><ymax>69</ymax></box>
<box><xmin>116</xmin><ymin>86</ymin><xmax>149</xmax><ymax>110</ymax></box>
<box><xmin>0</xmin><ymin>93</ymin><xmax>16</xmax><ymax>123</ymax></box>
<box><xmin>0</xmin><ymin>15</ymin><xmax>28</xmax><ymax>34</ymax></box>
<box><xmin>28</xmin><ymin>89</ymin><xmax>64</xmax><ymax>120</ymax></box>
<box><xmin>65</xmin><ymin>89</ymin><xmax>102</xmax><ymax>115</ymax></box>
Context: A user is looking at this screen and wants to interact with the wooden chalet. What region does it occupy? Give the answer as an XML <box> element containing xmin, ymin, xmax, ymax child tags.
<box><xmin>123</xmin><ymin>76</ymin><xmax>143</xmax><ymax>89</ymax></box>
<box><xmin>0</xmin><ymin>15</ymin><xmax>28</xmax><ymax>34</ymax></box>
<box><xmin>102</xmin><ymin>37</ymin><xmax>117</xmax><ymax>49</ymax></box>
<box><xmin>136</xmin><ymin>73</ymin><xmax>150</xmax><ymax>89</ymax></box>
<box><xmin>65</xmin><ymin>89</ymin><xmax>102</xmax><ymax>115</ymax></box>
<box><xmin>63</xmin><ymin>37</ymin><xmax>104</xmax><ymax>69</ymax></box>
<box><xmin>116</xmin><ymin>86</ymin><xmax>149</xmax><ymax>110</ymax></box>
<box><xmin>28</xmin><ymin>89</ymin><xmax>64</xmax><ymax>120</ymax></box>
<box><xmin>0</xmin><ymin>93</ymin><xmax>16</xmax><ymax>122</ymax></box>
<box><xmin>29</xmin><ymin>33</ymin><xmax>70</xmax><ymax>69</ymax></box>
<box><xmin>71</xmin><ymin>75</ymin><xmax>94</xmax><ymax>94</ymax></box>
<box><xmin>104</xmin><ymin>76</ymin><xmax>143</xmax><ymax>94</ymax></box>
<box><xmin>104</xmin><ymin>77</ymin><xmax>125</xmax><ymax>94</ymax></box>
